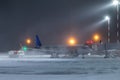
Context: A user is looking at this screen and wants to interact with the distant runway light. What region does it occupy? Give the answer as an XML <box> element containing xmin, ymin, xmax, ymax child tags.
<box><xmin>22</xmin><ymin>46</ymin><xmax>28</xmax><ymax>51</ymax></box>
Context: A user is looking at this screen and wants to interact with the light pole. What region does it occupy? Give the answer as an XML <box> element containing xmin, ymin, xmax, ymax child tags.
<box><xmin>104</xmin><ymin>16</ymin><xmax>110</xmax><ymax>58</ymax></box>
<box><xmin>105</xmin><ymin>16</ymin><xmax>110</xmax><ymax>43</ymax></box>
<box><xmin>113</xmin><ymin>0</ymin><xmax>119</xmax><ymax>43</ymax></box>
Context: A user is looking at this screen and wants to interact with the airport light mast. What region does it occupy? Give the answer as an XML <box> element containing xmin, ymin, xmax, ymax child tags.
<box><xmin>105</xmin><ymin>16</ymin><xmax>110</xmax><ymax>43</ymax></box>
<box><xmin>113</xmin><ymin>0</ymin><xmax>120</xmax><ymax>43</ymax></box>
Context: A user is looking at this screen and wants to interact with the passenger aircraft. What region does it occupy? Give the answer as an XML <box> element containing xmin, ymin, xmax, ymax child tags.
<box><xmin>8</xmin><ymin>35</ymin><xmax>93</xmax><ymax>58</ymax></box>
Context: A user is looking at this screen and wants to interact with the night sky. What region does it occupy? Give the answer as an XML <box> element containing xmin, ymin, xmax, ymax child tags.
<box><xmin>0</xmin><ymin>0</ymin><xmax>119</xmax><ymax>51</ymax></box>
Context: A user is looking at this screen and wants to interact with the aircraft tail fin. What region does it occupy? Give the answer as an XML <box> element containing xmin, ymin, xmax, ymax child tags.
<box><xmin>35</xmin><ymin>35</ymin><xmax>42</xmax><ymax>48</ymax></box>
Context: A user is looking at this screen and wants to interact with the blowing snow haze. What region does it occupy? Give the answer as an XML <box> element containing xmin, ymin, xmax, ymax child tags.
<box><xmin>0</xmin><ymin>0</ymin><xmax>117</xmax><ymax>51</ymax></box>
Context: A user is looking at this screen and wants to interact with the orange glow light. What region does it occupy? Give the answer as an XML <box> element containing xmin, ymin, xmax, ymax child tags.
<box><xmin>68</xmin><ymin>37</ymin><xmax>77</xmax><ymax>46</ymax></box>
<box><xmin>93</xmin><ymin>34</ymin><xmax>100</xmax><ymax>42</ymax></box>
<box><xmin>26</xmin><ymin>39</ymin><xmax>31</xmax><ymax>44</ymax></box>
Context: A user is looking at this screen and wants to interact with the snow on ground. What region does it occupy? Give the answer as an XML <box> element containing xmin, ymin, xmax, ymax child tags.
<box><xmin>0</xmin><ymin>54</ymin><xmax>120</xmax><ymax>80</ymax></box>
<box><xmin>0</xmin><ymin>73</ymin><xmax>120</xmax><ymax>80</ymax></box>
